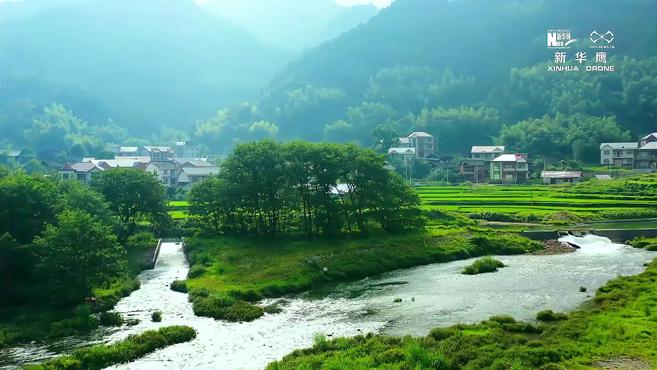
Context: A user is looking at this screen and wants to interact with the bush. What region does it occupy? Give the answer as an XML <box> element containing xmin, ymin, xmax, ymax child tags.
<box><xmin>192</xmin><ymin>293</ymin><xmax>264</xmax><ymax>322</ymax></box>
<box><xmin>489</xmin><ymin>315</ymin><xmax>516</xmax><ymax>324</ymax></box>
<box><xmin>536</xmin><ymin>310</ymin><xmax>568</xmax><ymax>322</ymax></box>
<box><xmin>24</xmin><ymin>326</ymin><xmax>196</xmax><ymax>370</ymax></box>
<box><xmin>170</xmin><ymin>280</ymin><xmax>188</xmax><ymax>293</ymax></box>
<box><xmin>99</xmin><ymin>311</ymin><xmax>123</xmax><ymax>327</ymax></box>
<box><xmin>151</xmin><ymin>311</ymin><xmax>162</xmax><ymax>322</ymax></box>
<box><xmin>187</xmin><ymin>265</ymin><xmax>206</xmax><ymax>279</ymax></box>
<box><xmin>627</xmin><ymin>237</ymin><xmax>657</xmax><ymax>251</ymax></box>
<box><xmin>462</xmin><ymin>257</ymin><xmax>505</xmax><ymax>275</ymax></box>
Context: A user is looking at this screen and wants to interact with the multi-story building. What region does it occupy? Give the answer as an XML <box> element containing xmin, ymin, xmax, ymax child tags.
<box><xmin>599</xmin><ymin>142</ymin><xmax>638</xmax><ymax>167</ymax></box>
<box><xmin>393</xmin><ymin>132</ymin><xmax>438</xmax><ymax>160</ymax></box>
<box><xmin>490</xmin><ymin>154</ymin><xmax>528</xmax><ymax>184</ymax></box>
<box><xmin>460</xmin><ymin>145</ymin><xmax>505</xmax><ymax>182</ymax></box>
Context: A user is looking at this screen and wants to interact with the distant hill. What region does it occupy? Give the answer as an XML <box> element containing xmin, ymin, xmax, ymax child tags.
<box><xmin>0</xmin><ymin>0</ymin><xmax>291</xmax><ymax>133</ymax></box>
<box><xmin>269</xmin><ymin>0</ymin><xmax>657</xmax><ymax>102</ymax></box>
<box><xmin>200</xmin><ymin>0</ymin><xmax>379</xmax><ymax>52</ymax></box>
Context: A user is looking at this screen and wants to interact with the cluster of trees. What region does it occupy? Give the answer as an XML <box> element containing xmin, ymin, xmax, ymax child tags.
<box><xmin>189</xmin><ymin>140</ymin><xmax>423</xmax><ymax>238</ymax></box>
<box><xmin>0</xmin><ymin>102</ymin><xmax>130</xmax><ymax>163</ymax></box>
<box><xmin>0</xmin><ymin>169</ymin><xmax>167</xmax><ymax>308</ymax></box>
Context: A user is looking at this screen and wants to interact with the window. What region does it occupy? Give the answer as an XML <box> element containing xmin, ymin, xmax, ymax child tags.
<box><xmin>603</xmin><ymin>150</ymin><xmax>610</xmax><ymax>155</ymax></box>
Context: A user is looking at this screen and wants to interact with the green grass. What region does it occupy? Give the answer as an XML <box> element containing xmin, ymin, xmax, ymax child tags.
<box><xmin>416</xmin><ymin>176</ymin><xmax>657</xmax><ymax>223</ymax></box>
<box><xmin>267</xmin><ymin>258</ymin><xmax>657</xmax><ymax>369</ymax></box>
<box><xmin>183</xmin><ymin>230</ymin><xmax>542</xmax><ymax>322</ymax></box>
<box><xmin>23</xmin><ymin>326</ymin><xmax>196</xmax><ymax>370</ymax></box>
<box><xmin>462</xmin><ymin>257</ymin><xmax>505</xmax><ymax>275</ymax></box>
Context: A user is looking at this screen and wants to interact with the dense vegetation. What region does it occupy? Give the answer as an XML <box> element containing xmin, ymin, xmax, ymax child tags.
<box><xmin>188</xmin><ymin>140</ymin><xmax>423</xmax><ymax>237</ymax></box>
<box><xmin>268</xmin><ymin>258</ymin><xmax>657</xmax><ymax>369</ymax></box>
<box><xmin>23</xmin><ymin>325</ymin><xmax>196</xmax><ymax>370</ymax></box>
<box><xmin>0</xmin><ymin>169</ymin><xmax>168</xmax><ymax>347</ymax></box>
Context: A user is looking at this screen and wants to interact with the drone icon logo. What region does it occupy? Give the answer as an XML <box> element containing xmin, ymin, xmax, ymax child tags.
<box><xmin>590</xmin><ymin>31</ymin><xmax>614</xmax><ymax>44</ymax></box>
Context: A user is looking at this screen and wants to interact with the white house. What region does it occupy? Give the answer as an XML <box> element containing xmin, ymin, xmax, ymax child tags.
<box><xmin>59</xmin><ymin>162</ymin><xmax>102</xmax><ymax>184</ymax></box>
<box><xmin>393</xmin><ymin>132</ymin><xmax>438</xmax><ymax>159</ymax></box>
<box><xmin>600</xmin><ymin>142</ymin><xmax>638</xmax><ymax>167</ymax></box>
<box><xmin>490</xmin><ymin>154</ymin><xmax>528</xmax><ymax>184</ymax></box>
<box><xmin>541</xmin><ymin>171</ymin><xmax>582</xmax><ymax>184</ymax></box>
<box><xmin>177</xmin><ymin>167</ymin><xmax>219</xmax><ymax>190</ymax></box>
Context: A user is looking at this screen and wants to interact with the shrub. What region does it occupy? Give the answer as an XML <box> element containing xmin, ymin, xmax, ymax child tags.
<box><xmin>170</xmin><ymin>280</ymin><xmax>188</xmax><ymax>293</ymax></box>
<box><xmin>187</xmin><ymin>265</ymin><xmax>206</xmax><ymax>279</ymax></box>
<box><xmin>489</xmin><ymin>315</ymin><xmax>516</xmax><ymax>324</ymax></box>
<box><xmin>191</xmin><ymin>293</ymin><xmax>264</xmax><ymax>322</ymax></box>
<box><xmin>627</xmin><ymin>237</ymin><xmax>657</xmax><ymax>251</ymax></box>
<box><xmin>24</xmin><ymin>326</ymin><xmax>196</xmax><ymax>370</ymax></box>
<box><xmin>536</xmin><ymin>310</ymin><xmax>568</xmax><ymax>322</ymax></box>
<box><xmin>579</xmin><ymin>286</ymin><xmax>587</xmax><ymax>293</ymax></box>
<box><xmin>462</xmin><ymin>257</ymin><xmax>505</xmax><ymax>275</ymax></box>
<box><xmin>151</xmin><ymin>311</ymin><xmax>162</xmax><ymax>322</ymax></box>
<box><xmin>263</xmin><ymin>303</ymin><xmax>283</xmax><ymax>314</ymax></box>
<box><xmin>99</xmin><ymin>311</ymin><xmax>123</xmax><ymax>327</ymax></box>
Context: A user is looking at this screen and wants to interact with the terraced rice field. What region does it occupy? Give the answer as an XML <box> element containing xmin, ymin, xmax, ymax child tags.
<box><xmin>417</xmin><ymin>184</ymin><xmax>657</xmax><ymax>219</ymax></box>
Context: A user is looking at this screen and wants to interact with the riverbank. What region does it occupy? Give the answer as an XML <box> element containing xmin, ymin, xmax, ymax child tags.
<box><xmin>268</xmin><ymin>257</ymin><xmax>657</xmax><ymax>369</ymax></box>
<box><xmin>182</xmin><ymin>229</ymin><xmax>543</xmax><ymax>322</ymax></box>
<box><xmin>0</xmin><ymin>237</ymin><xmax>155</xmax><ymax>349</ymax></box>
<box><xmin>23</xmin><ymin>326</ymin><xmax>196</xmax><ymax>370</ymax></box>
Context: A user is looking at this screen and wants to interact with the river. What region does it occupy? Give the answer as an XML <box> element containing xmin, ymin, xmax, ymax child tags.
<box><xmin>1</xmin><ymin>235</ymin><xmax>655</xmax><ymax>369</ymax></box>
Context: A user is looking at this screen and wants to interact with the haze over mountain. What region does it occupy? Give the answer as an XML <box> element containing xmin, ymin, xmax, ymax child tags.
<box><xmin>198</xmin><ymin>0</ymin><xmax>380</xmax><ymax>52</ymax></box>
<box><xmin>270</xmin><ymin>0</ymin><xmax>657</xmax><ymax>103</ymax></box>
<box><xmin>1</xmin><ymin>0</ymin><xmax>291</xmax><ymax>133</ymax></box>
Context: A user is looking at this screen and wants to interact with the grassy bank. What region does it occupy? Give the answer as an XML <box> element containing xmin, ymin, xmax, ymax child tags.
<box><xmin>0</xmin><ymin>276</ymin><xmax>139</xmax><ymax>348</ymax></box>
<box><xmin>268</xmin><ymin>258</ymin><xmax>657</xmax><ymax>369</ymax></box>
<box><xmin>0</xmin><ymin>234</ymin><xmax>156</xmax><ymax>348</ymax></box>
<box><xmin>23</xmin><ymin>325</ymin><xmax>196</xmax><ymax>370</ymax></box>
<box><xmin>183</xmin><ymin>229</ymin><xmax>542</xmax><ymax>322</ymax></box>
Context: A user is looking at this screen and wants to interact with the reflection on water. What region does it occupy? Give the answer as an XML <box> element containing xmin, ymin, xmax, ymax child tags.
<box><xmin>1</xmin><ymin>235</ymin><xmax>655</xmax><ymax>370</ymax></box>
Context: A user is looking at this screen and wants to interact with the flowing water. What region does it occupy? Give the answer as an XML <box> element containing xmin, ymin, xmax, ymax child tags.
<box><xmin>1</xmin><ymin>235</ymin><xmax>655</xmax><ymax>369</ymax></box>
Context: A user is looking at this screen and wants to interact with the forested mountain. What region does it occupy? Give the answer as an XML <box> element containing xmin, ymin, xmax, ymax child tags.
<box><xmin>192</xmin><ymin>0</ymin><xmax>656</xmax><ymax>162</ymax></box>
<box><xmin>0</xmin><ymin>0</ymin><xmax>290</xmax><ymax>135</ymax></box>
<box><xmin>200</xmin><ymin>0</ymin><xmax>379</xmax><ymax>52</ymax></box>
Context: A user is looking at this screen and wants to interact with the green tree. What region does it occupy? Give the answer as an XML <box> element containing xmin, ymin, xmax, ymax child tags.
<box><xmin>34</xmin><ymin>210</ymin><xmax>126</xmax><ymax>306</ymax></box>
<box><xmin>0</xmin><ymin>173</ymin><xmax>60</xmax><ymax>244</ymax></box>
<box><xmin>189</xmin><ymin>177</ymin><xmax>232</xmax><ymax>236</ymax></box>
<box><xmin>91</xmin><ymin>169</ymin><xmax>168</xmax><ymax>234</ymax></box>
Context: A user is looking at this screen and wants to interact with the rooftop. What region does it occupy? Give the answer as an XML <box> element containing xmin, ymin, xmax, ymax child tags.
<box><xmin>179</xmin><ymin>167</ymin><xmax>219</xmax><ymax>177</ymax></box>
<box><xmin>600</xmin><ymin>143</ymin><xmax>639</xmax><ymax>150</ymax></box>
<box><xmin>388</xmin><ymin>147</ymin><xmax>416</xmax><ymax>155</ymax></box>
<box><xmin>493</xmin><ymin>154</ymin><xmax>527</xmax><ymax>163</ymax></box>
<box><xmin>639</xmin><ymin>142</ymin><xmax>657</xmax><ymax>150</ymax></box>
<box><xmin>541</xmin><ymin>171</ymin><xmax>582</xmax><ymax>179</ymax></box>
<box><xmin>408</xmin><ymin>131</ymin><xmax>433</xmax><ymax>138</ymax></box>
<box><xmin>640</xmin><ymin>132</ymin><xmax>657</xmax><ymax>140</ymax></box>
<box><xmin>471</xmin><ymin>145</ymin><xmax>505</xmax><ymax>154</ymax></box>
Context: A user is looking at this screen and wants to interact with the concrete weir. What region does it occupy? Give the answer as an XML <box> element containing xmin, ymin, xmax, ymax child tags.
<box><xmin>522</xmin><ymin>228</ymin><xmax>657</xmax><ymax>244</ymax></box>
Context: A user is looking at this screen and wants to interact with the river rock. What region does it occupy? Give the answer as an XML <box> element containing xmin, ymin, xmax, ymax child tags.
<box><xmin>533</xmin><ymin>240</ymin><xmax>577</xmax><ymax>255</ymax></box>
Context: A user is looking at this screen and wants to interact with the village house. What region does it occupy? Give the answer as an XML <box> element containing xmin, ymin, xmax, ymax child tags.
<box><xmin>59</xmin><ymin>162</ymin><xmax>102</xmax><ymax>184</ymax></box>
<box><xmin>392</xmin><ymin>132</ymin><xmax>438</xmax><ymax>160</ymax></box>
<box><xmin>490</xmin><ymin>154</ymin><xmax>528</xmax><ymax>184</ymax></box>
<box><xmin>541</xmin><ymin>171</ymin><xmax>582</xmax><ymax>184</ymax></box>
<box><xmin>636</xmin><ymin>133</ymin><xmax>657</xmax><ymax>170</ymax></box>
<box><xmin>459</xmin><ymin>145</ymin><xmax>505</xmax><ymax>183</ymax></box>
<box><xmin>177</xmin><ymin>166</ymin><xmax>220</xmax><ymax>190</ymax></box>
<box><xmin>599</xmin><ymin>142</ymin><xmax>638</xmax><ymax>167</ymax></box>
